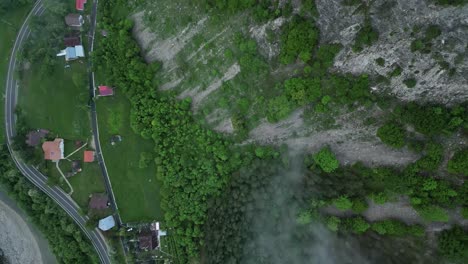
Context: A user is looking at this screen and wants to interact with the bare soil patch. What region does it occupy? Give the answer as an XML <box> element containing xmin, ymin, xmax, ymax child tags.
<box><xmin>132</xmin><ymin>12</ymin><xmax>208</xmax><ymax>68</ymax></box>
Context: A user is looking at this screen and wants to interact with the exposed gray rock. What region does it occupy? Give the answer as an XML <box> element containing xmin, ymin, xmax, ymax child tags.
<box><xmin>316</xmin><ymin>0</ymin><xmax>468</xmax><ymax>105</ymax></box>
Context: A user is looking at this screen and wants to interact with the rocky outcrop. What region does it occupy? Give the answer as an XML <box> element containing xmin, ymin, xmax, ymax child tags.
<box><xmin>316</xmin><ymin>0</ymin><xmax>468</xmax><ymax>105</ymax></box>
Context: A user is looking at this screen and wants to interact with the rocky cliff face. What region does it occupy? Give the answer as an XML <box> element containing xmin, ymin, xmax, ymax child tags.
<box><xmin>316</xmin><ymin>0</ymin><xmax>468</xmax><ymax>105</ymax></box>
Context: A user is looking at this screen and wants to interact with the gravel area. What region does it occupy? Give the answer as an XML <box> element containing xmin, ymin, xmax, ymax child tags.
<box><xmin>363</xmin><ymin>198</ymin><xmax>422</xmax><ymax>225</ymax></box>
<box><xmin>0</xmin><ymin>200</ymin><xmax>43</xmax><ymax>264</ymax></box>
<box><xmin>0</xmin><ymin>190</ymin><xmax>56</xmax><ymax>264</ymax></box>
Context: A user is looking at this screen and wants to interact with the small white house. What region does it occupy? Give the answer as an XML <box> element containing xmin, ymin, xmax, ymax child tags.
<box><xmin>98</xmin><ymin>215</ymin><xmax>115</xmax><ymax>231</ymax></box>
<box><xmin>57</xmin><ymin>45</ymin><xmax>85</xmax><ymax>61</ymax></box>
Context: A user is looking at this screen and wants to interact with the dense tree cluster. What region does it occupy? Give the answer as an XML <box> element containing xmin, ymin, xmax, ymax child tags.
<box><xmin>268</xmin><ymin>69</ymin><xmax>371</xmax><ymax>122</ymax></box>
<box><xmin>280</xmin><ymin>16</ymin><xmax>319</xmax><ymax>64</ymax></box>
<box><xmin>204</xmin><ymin>154</ymin><xmax>436</xmax><ymax>263</ymax></box>
<box><xmin>312</xmin><ymin>147</ymin><xmax>339</xmax><ymax>173</ymax></box>
<box><xmin>370</xmin><ymin>220</ymin><xmax>424</xmax><ymax>237</ymax></box>
<box><xmin>284</xmin><ymin>77</ymin><xmax>321</xmax><ymax>105</ymax></box>
<box><xmin>353</xmin><ymin>18</ymin><xmax>379</xmax><ymax>52</ymax></box>
<box><xmin>437</xmin><ymin>226</ymin><xmax>468</xmax><ymax>262</ymax></box>
<box><xmin>0</xmin><ymin>146</ymin><xmax>98</xmax><ymax>263</ymax></box>
<box><xmin>235</xmin><ymin>35</ymin><xmax>269</xmax><ymax>75</ymax></box>
<box><xmin>448</xmin><ymin>149</ymin><xmax>468</xmax><ymax>176</ymax></box>
<box><xmin>94</xmin><ymin>1</ymin><xmax>252</xmax><ymax>260</ymax></box>
<box><xmin>376</xmin><ymin>122</ymin><xmax>406</xmax><ymax>148</ymax></box>
<box><xmin>396</xmin><ymin>103</ymin><xmax>466</xmax><ymax>136</ymax></box>
<box><xmin>195</xmin><ymin>0</ymin><xmax>256</xmax><ymax>13</ymax></box>
<box><xmin>304</xmin><ymin>145</ymin><xmax>468</xmax><ymax>219</ymax></box>
<box><xmin>333</xmin><ymin>196</ymin><xmax>353</xmax><ymax>210</ymax></box>
<box><xmin>0</xmin><ymin>0</ymin><xmax>32</xmax><ymax>14</ymax></box>
<box><xmin>19</xmin><ymin>0</ymin><xmax>72</xmax><ymax>75</ymax></box>
<box><xmin>302</xmin><ymin>146</ymin><xmax>468</xmax><ymax>261</ymax></box>
<box><xmin>204</xmin><ymin>158</ymin><xmax>299</xmax><ymax>264</ymax></box>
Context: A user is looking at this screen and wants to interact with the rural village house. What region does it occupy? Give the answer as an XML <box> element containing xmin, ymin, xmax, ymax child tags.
<box><xmin>76</xmin><ymin>0</ymin><xmax>87</xmax><ymax>11</ymax></box>
<box><xmin>42</xmin><ymin>138</ymin><xmax>64</xmax><ymax>161</ymax></box>
<box><xmin>84</xmin><ymin>150</ymin><xmax>95</xmax><ymax>162</ymax></box>
<box><xmin>98</xmin><ymin>215</ymin><xmax>115</xmax><ymax>231</ymax></box>
<box><xmin>89</xmin><ymin>193</ymin><xmax>110</xmax><ymax>210</ymax></box>
<box><xmin>25</xmin><ymin>129</ymin><xmax>48</xmax><ymax>147</ymax></box>
<box><xmin>64</xmin><ymin>14</ymin><xmax>84</xmax><ymax>29</ymax></box>
<box><xmin>98</xmin><ymin>86</ymin><xmax>114</xmax><ymax>96</ymax></box>
<box><xmin>56</xmin><ymin>45</ymin><xmax>85</xmax><ymax>61</ymax></box>
<box><xmin>64</xmin><ymin>35</ymin><xmax>81</xmax><ymax>47</ymax></box>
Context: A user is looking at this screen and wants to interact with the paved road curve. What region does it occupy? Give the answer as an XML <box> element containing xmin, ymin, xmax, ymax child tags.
<box><xmin>3</xmin><ymin>1</ymin><xmax>111</xmax><ymax>263</ymax></box>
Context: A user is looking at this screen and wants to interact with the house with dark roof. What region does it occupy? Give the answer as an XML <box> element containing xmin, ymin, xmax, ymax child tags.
<box><xmin>26</xmin><ymin>129</ymin><xmax>49</xmax><ymax>147</ymax></box>
<box><xmin>89</xmin><ymin>193</ymin><xmax>109</xmax><ymax>210</ymax></box>
<box><xmin>138</xmin><ymin>232</ymin><xmax>158</xmax><ymax>251</ymax></box>
<box><xmin>65</xmin><ymin>14</ymin><xmax>84</xmax><ymax>28</ymax></box>
<box><xmin>64</xmin><ymin>36</ymin><xmax>81</xmax><ymax>47</ymax></box>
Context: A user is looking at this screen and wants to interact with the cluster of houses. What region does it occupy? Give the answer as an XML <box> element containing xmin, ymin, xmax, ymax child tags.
<box><xmin>26</xmin><ymin>132</ymin><xmax>117</xmax><ymax>231</ymax></box>
<box><xmin>57</xmin><ymin>0</ymin><xmax>87</xmax><ymax>62</ymax></box>
<box><xmin>24</xmin><ymin>0</ymin><xmax>125</xmax><ymax>235</ymax></box>
<box><xmin>57</xmin><ymin>13</ymin><xmax>85</xmax><ymax>62</ymax></box>
<box><xmin>88</xmin><ymin>194</ymin><xmax>116</xmax><ymax>231</ymax></box>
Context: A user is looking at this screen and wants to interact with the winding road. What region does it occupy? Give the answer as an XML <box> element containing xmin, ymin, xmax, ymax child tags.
<box><xmin>4</xmin><ymin>1</ymin><xmax>111</xmax><ymax>263</ymax></box>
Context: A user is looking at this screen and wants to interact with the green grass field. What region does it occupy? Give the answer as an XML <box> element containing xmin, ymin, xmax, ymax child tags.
<box><xmin>0</xmin><ymin>6</ymin><xmax>30</xmax><ymax>141</ymax></box>
<box><xmin>19</xmin><ymin>62</ymin><xmax>90</xmax><ymax>138</ymax></box>
<box><xmin>65</xmin><ymin>142</ymin><xmax>106</xmax><ymax>207</ymax></box>
<box><xmin>95</xmin><ymin>92</ymin><xmax>163</xmax><ymax>222</ymax></box>
<box><xmin>19</xmin><ymin>59</ymin><xmax>106</xmax><ymax>209</ymax></box>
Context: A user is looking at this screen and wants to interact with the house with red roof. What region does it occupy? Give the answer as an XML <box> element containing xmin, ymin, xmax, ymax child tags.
<box><xmin>98</xmin><ymin>86</ymin><xmax>114</xmax><ymax>96</ymax></box>
<box><xmin>84</xmin><ymin>150</ymin><xmax>95</xmax><ymax>162</ymax></box>
<box><xmin>76</xmin><ymin>0</ymin><xmax>87</xmax><ymax>11</ymax></box>
<box><xmin>42</xmin><ymin>138</ymin><xmax>64</xmax><ymax>161</ymax></box>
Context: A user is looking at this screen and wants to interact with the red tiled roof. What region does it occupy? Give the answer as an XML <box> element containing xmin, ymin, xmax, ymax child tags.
<box><xmin>84</xmin><ymin>150</ymin><xmax>95</xmax><ymax>162</ymax></box>
<box><xmin>98</xmin><ymin>86</ymin><xmax>114</xmax><ymax>96</ymax></box>
<box><xmin>42</xmin><ymin>138</ymin><xmax>64</xmax><ymax>161</ymax></box>
<box><xmin>76</xmin><ymin>0</ymin><xmax>85</xmax><ymax>11</ymax></box>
